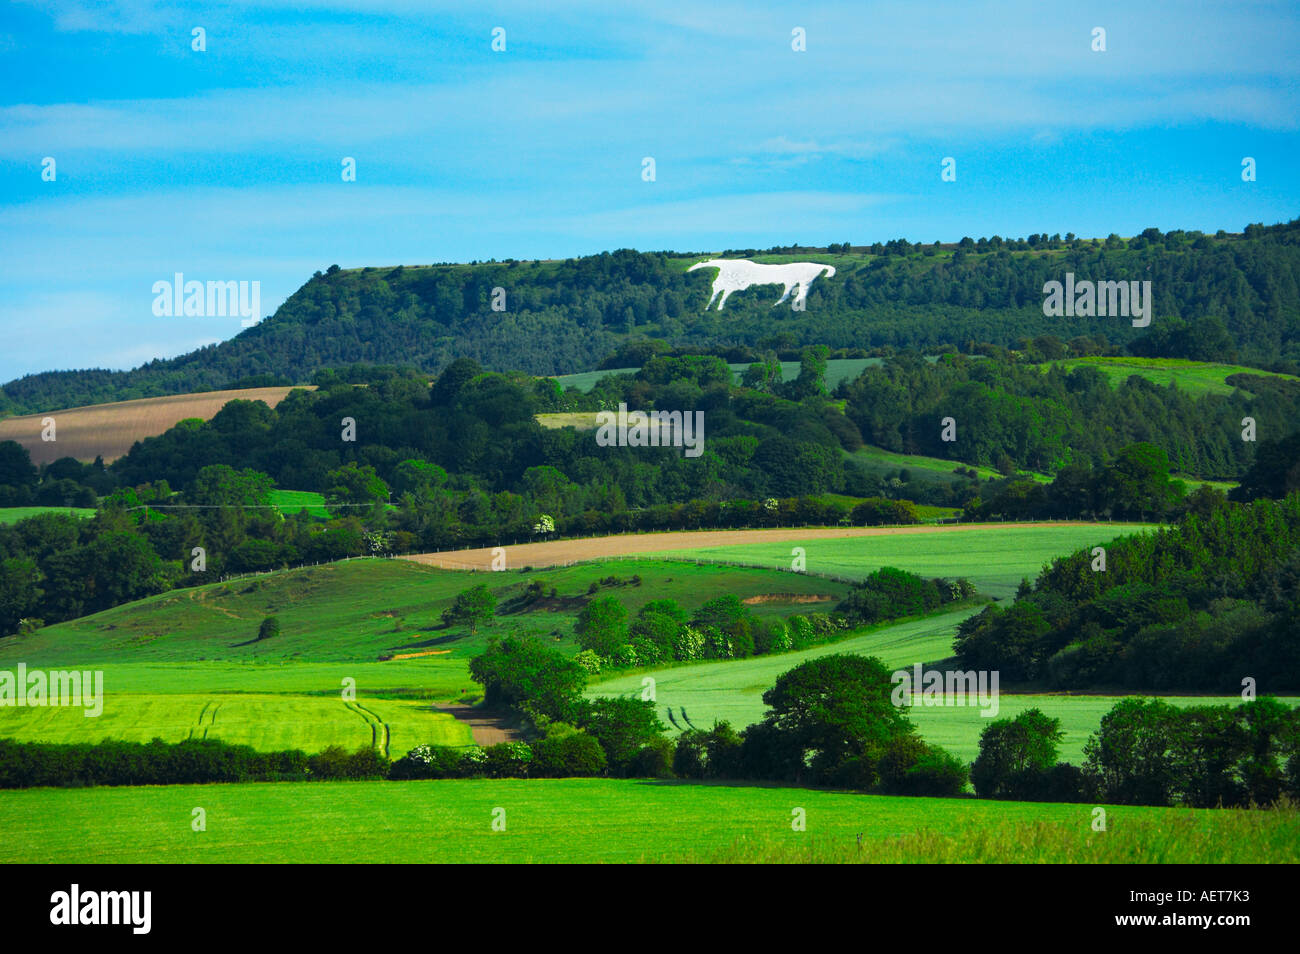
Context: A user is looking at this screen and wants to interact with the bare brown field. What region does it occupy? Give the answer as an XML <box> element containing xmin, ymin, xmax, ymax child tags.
<box><xmin>0</xmin><ymin>386</ymin><xmax>312</xmax><ymax>464</ymax></box>
<box><xmin>400</xmin><ymin>522</ymin><xmax>1104</xmax><ymax>571</ymax></box>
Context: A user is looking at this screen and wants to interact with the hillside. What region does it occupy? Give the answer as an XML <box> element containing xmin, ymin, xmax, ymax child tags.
<box><xmin>0</xmin><ymin>386</ymin><xmax>310</xmax><ymax>464</ymax></box>
<box><xmin>4</xmin><ymin>220</ymin><xmax>1300</xmax><ymax>415</ymax></box>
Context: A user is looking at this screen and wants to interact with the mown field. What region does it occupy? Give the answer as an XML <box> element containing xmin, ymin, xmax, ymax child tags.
<box><xmin>1</xmin><ymin>777</ymin><xmax>1293</xmax><ymax>864</ymax></box>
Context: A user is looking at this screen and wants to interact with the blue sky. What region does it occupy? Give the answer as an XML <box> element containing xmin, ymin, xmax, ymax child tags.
<box><xmin>0</xmin><ymin>0</ymin><xmax>1297</xmax><ymax>381</ymax></box>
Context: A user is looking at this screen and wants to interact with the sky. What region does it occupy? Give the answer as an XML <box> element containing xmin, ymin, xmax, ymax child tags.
<box><xmin>0</xmin><ymin>0</ymin><xmax>1297</xmax><ymax>382</ymax></box>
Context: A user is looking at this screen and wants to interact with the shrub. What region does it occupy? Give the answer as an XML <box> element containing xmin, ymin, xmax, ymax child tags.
<box><xmin>482</xmin><ymin>741</ymin><xmax>533</xmax><ymax>778</ymax></box>
<box><xmin>629</xmin><ymin>738</ymin><xmax>676</xmax><ymax>779</ymax></box>
<box><xmin>530</xmin><ymin>731</ymin><xmax>607</xmax><ymax>777</ymax></box>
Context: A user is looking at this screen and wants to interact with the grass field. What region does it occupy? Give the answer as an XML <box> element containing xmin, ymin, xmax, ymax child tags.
<box><xmin>0</xmin><ymin>524</ymin><xmax>1161</xmax><ymax>764</ymax></box>
<box><xmin>653</xmin><ymin>522</ymin><xmax>1153</xmax><ymax>599</ymax></box>
<box><xmin>848</xmin><ymin>443</ymin><xmax>1053</xmax><ymax>484</ymax></box>
<box><xmin>1043</xmin><ymin>356</ymin><xmax>1300</xmax><ymax>398</ymax></box>
<box><xmin>590</xmin><ymin>605</ymin><xmax>1299</xmax><ymax>763</ymax></box>
<box><xmin>0</xmin><ymin>506</ymin><xmax>95</xmax><ymax>524</ymax></box>
<box><xmin>268</xmin><ymin>489</ymin><xmax>330</xmax><ymax>517</ymax></box>
<box><xmin>0</xmin><ymin>386</ymin><xmax>312</xmax><ymax>465</ymax></box>
<box><xmin>0</xmin><ymin>691</ymin><xmax>470</xmax><ymax>755</ymax></box>
<box><xmin>0</xmin><ymin>777</ymin><xmax>1292</xmax><ymax>863</ymax></box>
<box><xmin>0</xmin><ymin>558</ymin><xmax>857</xmax><ymax>667</ymax></box>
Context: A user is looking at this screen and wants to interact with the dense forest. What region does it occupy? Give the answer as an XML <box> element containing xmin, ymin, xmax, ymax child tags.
<box><xmin>837</xmin><ymin>352</ymin><xmax>1300</xmax><ymax>479</ymax></box>
<box><xmin>3</xmin><ymin>219</ymin><xmax>1299</xmax><ymax>416</ymax></box>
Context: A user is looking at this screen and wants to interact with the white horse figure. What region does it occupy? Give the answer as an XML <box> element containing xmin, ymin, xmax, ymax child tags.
<box><xmin>688</xmin><ymin>259</ymin><xmax>836</xmax><ymax>310</ymax></box>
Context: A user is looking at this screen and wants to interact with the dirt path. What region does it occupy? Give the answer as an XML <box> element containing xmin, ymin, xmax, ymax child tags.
<box><xmin>401</xmin><ymin>522</ymin><xmax>1107</xmax><ymax>571</ymax></box>
<box><xmin>435</xmin><ymin>705</ymin><xmax>521</xmax><ymax>746</ymax></box>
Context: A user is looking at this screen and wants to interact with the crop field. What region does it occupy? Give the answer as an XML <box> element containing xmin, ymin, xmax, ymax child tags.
<box><xmin>0</xmin><ymin>386</ymin><xmax>311</xmax><ymax>465</ymax></box>
<box><xmin>0</xmin><ymin>777</ymin><xmax>1293</xmax><ymax>864</ymax></box>
<box><xmin>1043</xmin><ymin>356</ymin><xmax>1300</xmax><ymax>398</ymax></box>
<box><xmin>0</xmin><ymin>506</ymin><xmax>95</xmax><ymax>524</ymax></box>
<box><xmin>0</xmin><ymin>691</ymin><xmax>470</xmax><ymax>754</ymax></box>
<box><xmin>403</xmin><ymin>522</ymin><xmax>1141</xmax><ymax>590</ymax></box>
<box><xmin>652</xmin><ymin>522</ymin><xmax>1154</xmax><ymax>599</ymax></box>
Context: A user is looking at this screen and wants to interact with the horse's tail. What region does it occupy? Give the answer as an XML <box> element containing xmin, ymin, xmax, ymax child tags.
<box><xmin>822</xmin><ymin>265</ymin><xmax>837</xmax><ymax>278</ymax></box>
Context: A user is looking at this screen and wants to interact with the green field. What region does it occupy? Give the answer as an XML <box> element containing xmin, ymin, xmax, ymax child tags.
<box><xmin>590</xmin><ymin>604</ymin><xmax>1299</xmax><ymax>763</ymax></box>
<box><xmin>1044</xmin><ymin>356</ymin><xmax>1300</xmax><ymax>398</ymax></box>
<box><xmin>0</xmin><ymin>691</ymin><xmax>470</xmax><ymax>755</ymax></box>
<box><xmin>0</xmin><ymin>506</ymin><xmax>95</xmax><ymax>524</ymax></box>
<box><xmin>268</xmin><ymin>489</ymin><xmax>330</xmax><ymax>517</ymax></box>
<box><xmin>0</xmin><ymin>525</ymin><xmax>1141</xmax><ymax>756</ymax></box>
<box><xmin>653</xmin><ymin>522</ymin><xmax>1154</xmax><ymax>599</ymax></box>
<box><xmin>848</xmin><ymin>444</ymin><xmax>1053</xmax><ymax>485</ymax></box>
<box><xmin>0</xmin><ymin>558</ymin><xmax>856</xmax><ymax>668</ymax></box>
<box><xmin>0</xmin><ymin>777</ymin><xmax>1291</xmax><ymax>864</ymax></box>
<box><xmin>552</xmin><ymin>358</ymin><xmax>886</xmax><ymax>394</ymax></box>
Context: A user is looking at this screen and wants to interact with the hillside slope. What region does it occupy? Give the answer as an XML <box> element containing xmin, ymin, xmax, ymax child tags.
<box><xmin>4</xmin><ymin>220</ymin><xmax>1299</xmax><ymax>414</ymax></box>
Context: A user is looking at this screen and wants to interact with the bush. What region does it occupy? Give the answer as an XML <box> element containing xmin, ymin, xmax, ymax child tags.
<box><xmin>753</xmin><ymin>617</ymin><xmax>791</xmax><ymax>655</ymax></box>
<box><xmin>309</xmin><ymin>745</ymin><xmax>388</xmax><ymax>780</ymax></box>
<box><xmin>389</xmin><ymin>744</ymin><xmax>465</xmax><ymax>780</ymax></box>
<box><xmin>629</xmin><ymin>737</ymin><xmax>676</xmax><ymax>779</ymax></box>
<box><xmin>482</xmin><ymin>741</ymin><xmax>533</xmax><ymax>778</ymax></box>
<box><xmin>530</xmin><ymin>730</ymin><xmax>607</xmax><ymax>777</ymax></box>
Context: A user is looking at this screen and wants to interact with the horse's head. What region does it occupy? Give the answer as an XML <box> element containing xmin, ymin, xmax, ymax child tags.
<box><xmin>688</xmin><ymin>261</ymin><xmax>718</xmax><ymax>272</ymax></box>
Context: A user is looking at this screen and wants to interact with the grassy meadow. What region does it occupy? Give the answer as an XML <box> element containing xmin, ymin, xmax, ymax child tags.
<box><xmin>1</xmin><ymin>777</ymin><xmax>1293</xmax><ymax>864</ymax></box>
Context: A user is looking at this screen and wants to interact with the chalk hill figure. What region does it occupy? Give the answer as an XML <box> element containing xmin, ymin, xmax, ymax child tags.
<box><xmin>688</xmin><ymin>259</ymin><xmax>836</xmax><ymax>310</ymax></box>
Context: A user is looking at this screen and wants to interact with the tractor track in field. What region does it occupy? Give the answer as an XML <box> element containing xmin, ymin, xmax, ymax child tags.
<box><xmin>345</xmin><ymin>701</ymin><xmax>390</xmax><ymax>757</ymax></box>
<box><xmin>401</xmin><ymin>522</ymin><xmax>1113</xmax><ymax>571</ymax></box>
<box><xmin>191</xmin><ymin>700</ymin><xmax>222</xmax><ymax>740</ymax></box>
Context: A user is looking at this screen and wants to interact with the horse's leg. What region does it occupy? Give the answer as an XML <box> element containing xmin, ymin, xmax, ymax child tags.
<box><xmin>716</xmin><ymin>287</ymin><xmax>735</xmax><ymax>309</ymax></box>
<box><xmin>773</xmin><ymin>282</ymin><xmax>793</xmax><ymax>306</ymax></box>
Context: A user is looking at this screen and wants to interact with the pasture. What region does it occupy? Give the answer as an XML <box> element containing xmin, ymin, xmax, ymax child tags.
<box><xmin>0</xmin><ymin>778</ymin><xmax>1292</xmax><ymax>864</ymax></box>
<box><xmin>1043</xmin><ymin>356</ymin><xmax>1300</xmax><ymax>398</ymax></box>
